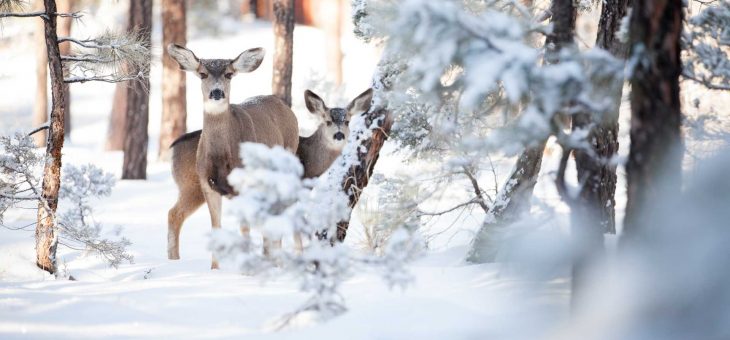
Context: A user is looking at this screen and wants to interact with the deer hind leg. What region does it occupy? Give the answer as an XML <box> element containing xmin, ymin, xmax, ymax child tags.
<box><xmin>202</xmin><ymin>186</ymin><xmax>223</xmax><ymax>269</ymax></box>
<box><xmin>167</xmin><ymin>183</ymin><xmax>205</xmax><ymax>260</ymax></box>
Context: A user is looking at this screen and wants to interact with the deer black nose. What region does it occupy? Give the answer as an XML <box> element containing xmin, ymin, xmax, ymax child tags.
<box><xmin>209</xmin><ymin>89</ymin><xmax>225</xmax><ymax>100</ymax></box>
<box><xmin>333</xmin><ymin>132</ymin><xmax>345</xmax><ymax>141</ymax></box>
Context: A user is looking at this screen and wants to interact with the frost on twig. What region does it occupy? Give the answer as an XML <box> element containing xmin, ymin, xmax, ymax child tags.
<box><xmin>61</xmin><ymin>29</ymin><xmax>151</xmax><ymax>85</ymax></box>
<box><xmin>0</xmin><ymin>133</ymin><xmax>132</xmax><ymax>268</ymax></box>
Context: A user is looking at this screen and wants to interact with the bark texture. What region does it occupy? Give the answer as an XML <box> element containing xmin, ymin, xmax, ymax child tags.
<box><xmin>572</xmin><ymin>0</ymin><xmax>629</xmax><ymax>236</ymax></box>
<box><xmin>36</xmin><ymin>0</ymin><xmax>67</xmax><ymax>274</ymax></box>
<box><xmin>271</xmin><ymin>0</ymin><xmax>294</xmax><ymax>107</ymax></box>
<box><xmin>623</xmin><ymin>0</ymin><xmax>683</xmax><ymax>240</ymax></box>
<box><xmin>159</xmin><ymin>0</ymin><xmax>187</xmax><ymax>161</ymax></box>
<box><xmin>334</xmin><ymin>109</ymin><xmax>393</xmax><ymax>242</ymax></box>
<box><xmin>122</xmin><ymin>0</ymin><xmax>152</xmax><ymax>179</ymax></box>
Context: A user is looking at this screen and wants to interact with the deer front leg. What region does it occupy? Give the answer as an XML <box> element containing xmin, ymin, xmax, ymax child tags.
<box><xmin>202</xmin><ymin>185</ymin><xmax>223</xmax><ymax>270</ymax></box>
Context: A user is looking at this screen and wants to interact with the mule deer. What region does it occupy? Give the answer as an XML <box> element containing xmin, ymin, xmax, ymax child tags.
<box><xmin>165</xmin><ymin>44</ymin><xmax>298</xmax><ymax>269</ymax></box>
<box><xmin>168</xmin><ymin>88</ymin><xmax>373</xmax><ymax>261</ymax></box>
<box><xmin>297</xmin><ymin>88</ymin><xmax>373</xmax><ymax>178</ymax></box>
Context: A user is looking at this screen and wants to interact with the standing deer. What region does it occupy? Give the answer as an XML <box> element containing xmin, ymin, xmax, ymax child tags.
<box><xmin>165</xmin><ymin>44</ymin><xmax>298</xmax><ymax>269</ymax></box>
<box><xmin>168</xmin><ymin>88</ymin><xmax>373</xmax><ymax>263</ymax></box>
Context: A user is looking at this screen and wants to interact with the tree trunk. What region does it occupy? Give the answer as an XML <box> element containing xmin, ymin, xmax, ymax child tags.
<box><xmin>271</xmin><ymin>0</ymin><xmax>294</xmax><ymax>107</ymax></box>
<box><xmin>36</xmin><ymin>0</ymin><xmax>67</xmax><ymax>274</ymax></box>
<box><xmin>105</xmin><ymin>84</ymin><xmax>127</xmax><ymax>150</ymax></box>
<box><xmin>467</xmin><ymin>0</ymin><xmax>576</xmax><ymax>264</ymax></box>
<box><xmin>325</xmin><ymin>0</ymin><xmax>343</xmax><ymax>85</ymax></box>
<box><xmin>159</xmin><ymin>0</ymin><xmax>187</xmax><ymax>161</ymax></box>
<box><xmin>57</xmin><ymin>0</ymin><xmax>73</xmax><ymax>139</ymax></box>
<box><xmin>334</xmin><ymin>108</ymin><xmax>393</xmax><ymax>242</ymax></box>
<box><xmin>32</xmin><ymin>0</ymin><xmax>48</xmax><ymax>147</ymax></box>
<box><xmin>122</xmin><ymin>0</ymin><xmax>152</xmax><ymax>179</ymax></box>
<box><xmin>623</xmin><ymin>0</ymin><xmax>683</xmax><ymax>240</ymax></box>
<box><xmin>466</xmin><ymin>143</ymin><xmax>546</xmax><ymax>262</ymax></box>
<box><xmin>572</xmin><ymin>0</ymin><xmax>629</xmax><ymax>236</ymax></box>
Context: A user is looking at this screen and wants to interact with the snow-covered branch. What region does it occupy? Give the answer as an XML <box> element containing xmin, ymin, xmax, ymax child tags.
<box><xmin>1</xmin><ymin>133</ymin><xmax>132</xmax><ymax>269</ymax></box>
<box><xmin>683</xmin><ymin>1</ymin><xmax>730</xmax><ymax>91</ymax></box>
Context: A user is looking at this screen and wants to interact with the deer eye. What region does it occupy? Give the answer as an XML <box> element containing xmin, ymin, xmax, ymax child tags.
<box><xmin>199</xmin><ymin>73</ymin><xmax>208</xmax><ymax>79</ymax></box>
<box><xmin>326</xmin><ymin>121</ymin><xmax>333</xmax><ymax>126</ymax></box>
<box><xmin>224</xmin><ymin>73</ymin><xmax>233</xmax><ymax>79</ymax></box>
<box><xmin>344</xmin><ymin>120</ymin><xmax>350</xmax><ymax>125</ymax></box>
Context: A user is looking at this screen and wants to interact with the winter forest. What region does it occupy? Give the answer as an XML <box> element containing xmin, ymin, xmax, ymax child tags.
<box><xmin>1</xmin><ymin>0</ymin><xmax>729</xmax><ymax>338</ymax></box>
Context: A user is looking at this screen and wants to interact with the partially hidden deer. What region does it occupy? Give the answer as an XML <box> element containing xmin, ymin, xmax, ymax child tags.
<box><xmin>297</xmin><ymin>88</ymin><xmax>373</xmax><ymax>178</ymax></box>
<box><xmin>165</xmin><ymin>44</ymin><xmax>298</xmax><ymax>269</ymax></box>
<box><xmin>168</xmin><ymin>87</ymin><xmax>374</xmax><ymax>265</ymax></box>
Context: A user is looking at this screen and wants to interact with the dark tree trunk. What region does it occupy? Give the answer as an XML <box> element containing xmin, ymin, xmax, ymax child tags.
<box><xmin>271</xmin><ymin>0</ymin><xmax>294</xmax><ymax>107</ymax></box>
<box><xmin>572</xmin><ymin>0</ymin><xmax>629</xmax><ymax>237</ymax></box>
<box><xmin>623</xmin><ymin>0</ymin><xmax>683</xmax><ymax>240</ymax></box>
<box><xmin>36</xmin><ymin>0</ymin><xmax>67</xmax><ymax>274</ymax></box>
<box><xmin>122</xmin><ymin>0</ymin><xmax>152</xmax><ymax>179</ymax></box>
<box><xmin>32</xmin><ymin>0</ymin><xmax>48</xmax><ymax>147</ymax></box>
<box><xmin>159</xmin><ymin>0</ymin><xmax>187</xmax><ymax>161</ymax></box>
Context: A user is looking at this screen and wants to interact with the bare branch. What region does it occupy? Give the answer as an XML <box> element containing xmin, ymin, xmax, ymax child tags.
<box><xmin>461</xmin><ymin>165</ymin><xmax>490</xmax><ymax>213</ymax></box>
<box><xmin>28</xmin><ymin>124</ymin><xmax>49</xmax><ymax>136</ymax></box>
<box><xmin>417</xmin><ymin>198</ymin><xmax>482</xmax><ymax>217</ymax></box>
<box><xmin>64</xmin><ymin>72</ymin><xmax>144</xmax><ymax>84</ymax></box>
<box><xmin>682</xmin><ymin>72</ymin><xmax>730</xmax><ymax>91</ymax></box>
<box><xmin>0</xmin><ymin>11</ymin><xmax>81</xmax><ymax>19</ymax></box>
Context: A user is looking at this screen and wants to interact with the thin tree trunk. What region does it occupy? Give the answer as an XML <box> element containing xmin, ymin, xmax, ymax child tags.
<box><xmin>159</xmin><ymin>0</ymin><xmax>187</xmax><ymax>161</ymax></box>
<box><xmin>122</xmin><ymin>0</ymin><xmax>152</xmax><ymax>179</ymax></box>
<box><xmin>57</xmin><ymin>0</ymin><xmax>73</xmax><ymax>139</ymax></box>
<box><xmin>623</xmin><ymin>0</ymin><xmax>683</xmax><ymax>240</ymax></box>
<box><xmin>36</xmin><ymin>0</ymin><xmax>66</xmax><ymax>274</ymax></box>
<box><xmin>271</xmin><ymin>0</ymin><xmax>294</xmax><ymax>107</ymax></box>
<box><xmin>32</xmin><ymin>0</ymin><xmax>48</xmax><ymax>147</ymax></box>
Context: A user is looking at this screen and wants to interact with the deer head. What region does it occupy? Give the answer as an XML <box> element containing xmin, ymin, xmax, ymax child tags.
<box><xmin>304</xmin><ymin>88</ymin><xmax>373</xmax><ymax>149</ymax></box>
<box><xmin>167</xmin><ymin>44</ymin><xmax>265</xmax><ymax>115</ymax></box>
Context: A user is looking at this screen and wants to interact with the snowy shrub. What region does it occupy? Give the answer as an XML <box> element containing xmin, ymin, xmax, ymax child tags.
<box><xmin>57</xmin><ymin>164</ymin><xmax>132</xmax><ymax>268</ymax></box>
<box><xmin>211</xmin><ymin>143</ymin><xmax>421</xmax><ymax>325</ymax></box>
<box><xmin>0</xmin><ymin>133</ymin><xmax>132</xmax><ymax>268</ymax></box>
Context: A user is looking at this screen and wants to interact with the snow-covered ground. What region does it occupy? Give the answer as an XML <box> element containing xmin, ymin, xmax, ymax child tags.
<box><xmin>0</xmin><ymin>4</ymin><xmax>587</xmax><ymax>339</ymax></box>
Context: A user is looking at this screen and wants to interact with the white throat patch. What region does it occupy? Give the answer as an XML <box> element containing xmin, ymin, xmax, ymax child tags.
<box><xmin>204</xmin><ymin>100</ymin><xmax>229</xmax><ymax>115</ymax></box>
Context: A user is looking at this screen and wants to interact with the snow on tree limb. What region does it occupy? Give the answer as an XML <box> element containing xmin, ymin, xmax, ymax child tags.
<box><xmin>0</xmin><ymin>133</ymin><xmax>133</xmax><ymax>269</ymax></box>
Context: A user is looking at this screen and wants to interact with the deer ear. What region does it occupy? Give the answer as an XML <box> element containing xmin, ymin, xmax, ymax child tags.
<box><xmin>347</xmin><ymin>88</ymin><xmax>373</xmax><ymax>117</ymax></box>
<box><xmin>304</xmin><ymin>90</ymin><xmax>327</xmax><ymax>115</ymax></box>
<box><xmin>231</xmin><ymin>48</ymin><xmax>265</xmax><ymax>73</ymax></box>
<box><xmin>167</xmin><ymin>44</ymin><xmax>200</xmax><ymax>72</ymax></box>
